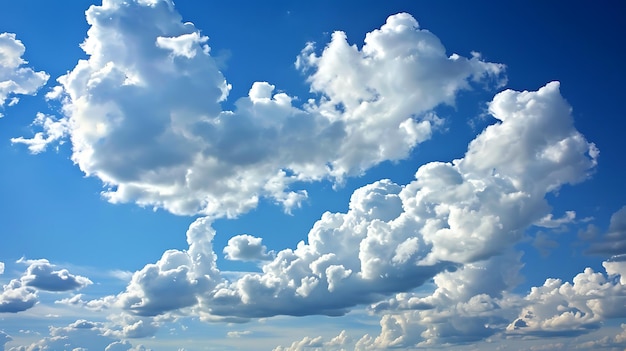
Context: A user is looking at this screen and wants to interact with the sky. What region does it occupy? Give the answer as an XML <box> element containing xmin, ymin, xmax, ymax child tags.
<box><xmin>0</xmin><ymin>0</ymin><xmax>625</xmax><ymax>350</ymax></box>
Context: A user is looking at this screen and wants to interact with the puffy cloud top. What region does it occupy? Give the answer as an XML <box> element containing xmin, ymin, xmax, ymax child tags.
<box><xmin>19</xmin><ymin>258</ymin><xmax>92</xmax><ymax>292</ymax></box>
<box><xmin>26</xmin><ymin>0</ymin><xmax>504</xmax><ymax>218</ymax></box>
<box><xmin>112</xmin><ymin>81</ymin><xmax>598</xmax><ymax>321</ymax></box>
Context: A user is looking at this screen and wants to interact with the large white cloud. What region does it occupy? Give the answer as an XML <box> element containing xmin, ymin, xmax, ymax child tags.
<box><xmin>20</xmin><ymin>0</ymin><xmax>504</xmax><ymax>218</ymax></box>
<box><xmin>0</xmin><ymin>33</ymin><xmax>49</xmax><ymax>116</ymax></box>
<box><xmin>108</xmin><ymin>82</ymin><xmax>598</xmax><ymax>326</ymax></box>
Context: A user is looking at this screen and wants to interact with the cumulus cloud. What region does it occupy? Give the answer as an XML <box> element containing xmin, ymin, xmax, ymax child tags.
<box><xmin>506</xmin><ymin>265</ymin><xmax>626</xmax><ymax>337</ymax></box>
<box><xmin>0</xmin><ymin>261</ymin><xmax>4</xmax><ymax>275</ymax></box>
<box><xmin>26</xmin><ymin>0</ymin><xmax>504</xmax><ymax>219</ymax></box>
<box><xmin>110</xmin><ymin>82</ymin><xmax>597</xmax><ymax>325</ymax></box>
<box><xmin>115</xmin><ymin>217</ymin><xmax>220</xmax><ymax>317</ymax></box>
<box><xmin>0</xmin><ymin>33</ymin><xmax>49</xmax><ymax>115</ymax></box>
<box><xmin>0</xmin><ymin>279</ymin><xmax>37</xmax><ymax>313</ymax></box>
<box><xmin>224</xmin><ymin>235</ymin><xmax>273</xmax><ymax>261</ymax></box>
<box><xmin>273</xmin><ymin>330</ymin><xmax>350</xmax><ymax>351</ymax></box>
<box><xmin>588</xmin><ymin>206</ymin><xmax>626</xmax><ymax>256</ymax></box>
<box><xmin>18</xmin><ymin>258</ymin><xmax>92</xmax><ymax>292</ymax></box>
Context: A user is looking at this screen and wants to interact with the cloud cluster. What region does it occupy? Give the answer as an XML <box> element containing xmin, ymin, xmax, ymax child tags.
<box><xmin>0</xmin><ymin>32</ymin><xmax>49</xmax><ymax>116</ymax></box>
<box><xmin>224</xmin><ymin>235</ymin><xmax>273</xmax><ymax>261</ymax></box>
<box><xmin>19</xmin><ymin>0</ymin><xmax>503</xmax><ymax>219</ymax></box>
<box><xmin>0</xmin><ymin>259</ymin><xmax>91</xmax><ymax>313</ymax></box>
<box><xmin>109</xmin><ymin>81</ymin><xmax>597</xmax><ymax>330</ymax></box>
<box><xmin>5</xmin><ymin>319</ymin><xmax>152</xmax><ymax>351</ymax></box>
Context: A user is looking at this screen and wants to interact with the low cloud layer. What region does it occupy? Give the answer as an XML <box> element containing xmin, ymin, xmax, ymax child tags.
<box><xmin>5</xmin><ymin>319</ymin><xmax>152</xmax><ymax>351</ymax></box>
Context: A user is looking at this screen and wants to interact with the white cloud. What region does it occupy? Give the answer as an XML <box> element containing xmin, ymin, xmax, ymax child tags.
<box><xmin>0</xmin><ymin>261</ymin><xmax>4</xmax><ymax>275</ymax></box>
<box><xmin>115</xmin><ymin>217</ymin><xmax>220</xmax><ymax>317</ymax></box>
<box><xmin>535</xmin><ymin>211</ymin><xmax>577</xmax><ymax>228</ymax></box>
<box><xmin>506</xmin><ymin>265</ymin><xmax>626</xmax><ymax>337</ymax></box>
<box><xmin>274</xmin><ymin>330</ymin><xmax>350</xmax><ymax>351</ymax></box>
<box><xmin>11</xmin><ymin>112</ymin><xmax>69</xmax><ymax>153</ymax></box>
<box><xmin>29</xmin><ymin>0</ymin><xmax>504</xmax><ymax>219</ymax></box>
<box><xmin>224</xmin><ymin>235</ymin><xmax>273</xmax><ymax>261</ymax></box>
<box><xmin>55</xmin><ymin>293</ymin><xmax>116</xmax><ymax>311</ymax></box>
<box><xmin>0</xmin><ymin>279</ymin><xmax>37</xmax><ymax>313</ymax></box>
<box><xmin>18</xmin><ymin>258</ymin><xmax>92</xmax><ymax>292</ymax></box>
<box><xmin>111</xmin><ymin>82</ymin><xmax>597</xmax><ymax>325</ymax></box>
<box><xmin>0</xmin><ymin>32</ymin><xmax>49</xmax><ymax>114</ymax></box>
<box><xmin>272</xmin><ymin>335</ymin><xmax>323</xmax><ymax>351</ymax></box>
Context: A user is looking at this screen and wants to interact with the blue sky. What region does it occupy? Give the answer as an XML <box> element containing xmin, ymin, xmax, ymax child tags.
<box><xmin>1</xmin><ymin>1</ymin><xmax>625</xmax><ymax>350</ymax></box>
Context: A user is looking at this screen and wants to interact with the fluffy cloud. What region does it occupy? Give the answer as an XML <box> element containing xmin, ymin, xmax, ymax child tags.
<box><xmin>110</xmin><ymin>82</ymin><xmax>597</xmax><ymax>325</ymax></box>
<box><xmin>0</xmin><ymin>279</ymin><xmax>37</xmax><ymax>313</ymax></box>
<box><xmin>0</xmin><ymin>33</ymin><xmax>49</xmax><ymax>116</ymax></box>
<box><xmin>588</xmin><ymin>206</ymin><xmax>626</xmax><ymax>256</ymax></box>
<box><xmin>116</xmin><ymin>217</ymin><xmax>220</xmax><ymax>317</ymax></box>
<box><xmin>0</xmin><ymin>261</ymin><xmax>4</xmax><ymax>275</ymax></box>
<box><xmin>506</xmin><ymin>265</ymin><xmax>626</xmax><ymax>337</ymax></box>
<box><xmin>18</xmin><ymin>258</ymin><xmax>92</xmax><ymax>292</ymax></box>
<box><xmin>224</xmin><ymin>235</ymin><xmax>273</xmax><ymax>261</ymax></box>
<box><xmin>23</xmin><ymin>0</ymin><xmax>504</xmax><ymax>218</ymax></box>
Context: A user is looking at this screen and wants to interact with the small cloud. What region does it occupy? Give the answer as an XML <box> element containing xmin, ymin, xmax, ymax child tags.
<box><xmin>17</xmin><ymin>258</ymin><xmax>92</xmax><ymax>292</ymax></box>
<box><xmin>223</xmin><ymin>234</ymin><xmax>273</xmax><ymax>261</ymax></box>
<box><xmin>226</xmin><ymin>330</ymin><xmax>252</xmax><ymax>338</ymax></box>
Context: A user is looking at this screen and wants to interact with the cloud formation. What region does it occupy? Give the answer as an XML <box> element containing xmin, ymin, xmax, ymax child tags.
<box><xmin>0</xmin><ymin>259</ymin><xmax>92</xmax><ymax>314</ymax></box>
<box><xmin>0</xmin><ymin>279</ymin><xmax>37</xmax><ymax>313</ymax></box>
<box><xmin>20</xmin><ymin>0</ymin><xmax>503</xmax><ymax>219</ymax></box>
<box><xmin>0</xmin><ymin>32</ymin><xmax>49</xmax><ymax>116</ymax></box>
<box><xmin>18</xmin><ymin>258</ymin><xmax>92</xmax><ymax>292</ymax></box>
<box><xmin>110</xmin><ymin>82</ymin><xmax>598</xmax><ymax>326</ymax></box>
<box><xmin>223</xmin><ymin>235</ymin><xmax>273</xmax><ymax>261</ymax></box>
<box><xmin>6</xmin><ymin>319</ymin><xmax>152</xmax><ymax>351</ymax></box>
